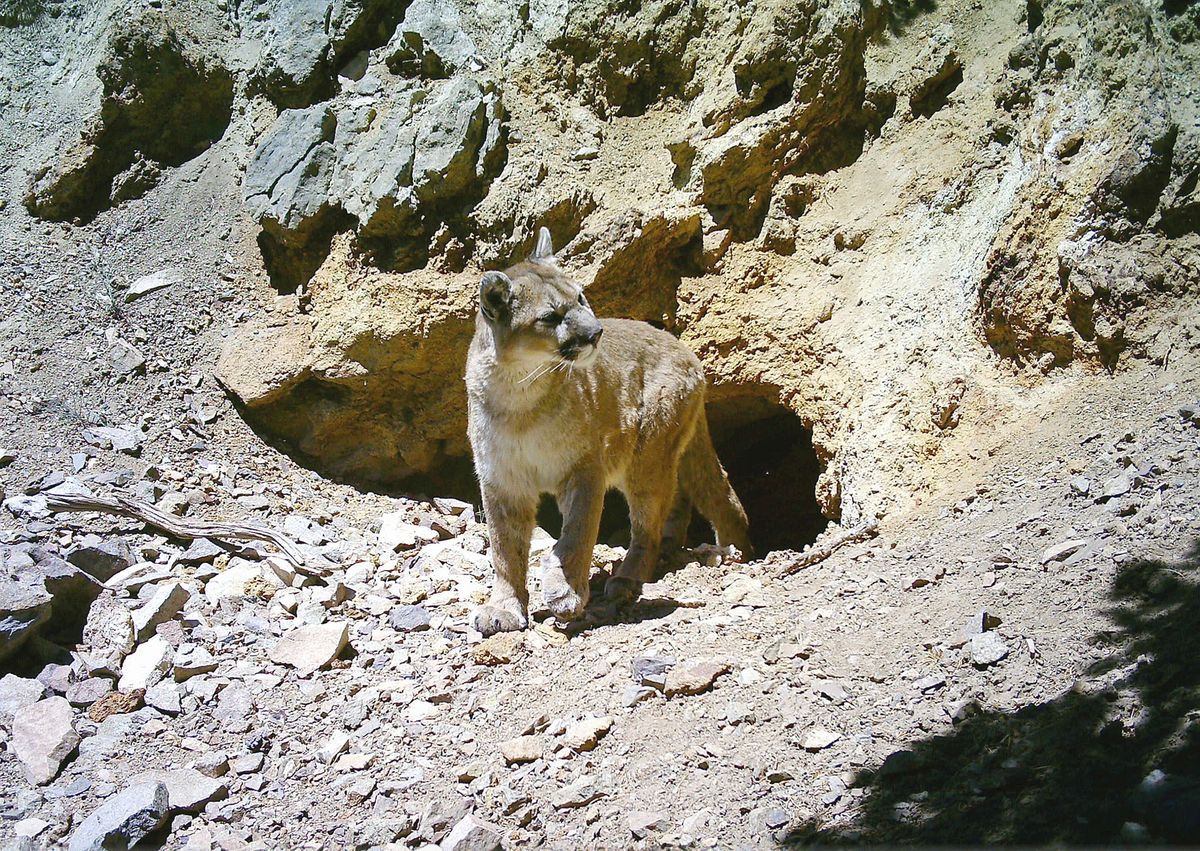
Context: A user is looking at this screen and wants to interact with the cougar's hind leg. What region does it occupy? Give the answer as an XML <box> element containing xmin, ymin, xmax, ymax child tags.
<box><xmin>680</xmin><ymin>414</ymin><xmax>753</xmax><ymax>558</ymax></box>
<box><xmin>605</xmin><ymin>469</ymin><xmax>676</xmax><ymax>604</ymax></box>
<box><xmin>660</xmin><ymin>488</ymin><xmax>692</xmax><ymax>554</ymax></box>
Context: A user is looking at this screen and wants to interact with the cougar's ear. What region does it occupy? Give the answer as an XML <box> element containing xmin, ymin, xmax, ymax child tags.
<box><xmin>530</xmin><ymin>226</ymin><xmax>555</xmax><ymax>263</ymax></box>
<box><xmin>479</xmin><ymin>271</ymin><xmax>513</xmax><ymax>322</ymax></box>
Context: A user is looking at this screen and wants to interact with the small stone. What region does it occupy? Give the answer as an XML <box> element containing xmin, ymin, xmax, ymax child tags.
<box><xmin>12</xmin><ymin>696</ymin><xmax>80</xmax><ymax>784</ymax></box>
<box><xmin>572</xmin><ymin>146</ymin><xmax>600</xmax><ymax>161</ymax></box>
<box><xmin>499</xmin><ymin>735</ymin><xmax>542</xmax><ymax>764</ymax></box>
<box><xmin>802</xmin><ymin>727</ymin><xmax>841</xmax><ymax>751</ymax></box>
<box><xmin>195</xmin><ymin>751</ymin><xmax>229</xmax><ymax>777</ymax></box>
<box><xmin>0</xmin><ymin>673</ymin><xmax>49</xmax><ymax>721</ymax></box>
<box><xmin>269</xmin><ymin>622</ymin><xmax>349</xmax><ymax>676</ymax></box>
<box><xmin>87</xmin><ymin>689</ymin><xmax>144</xmax><ymax>722</ymax></box>
<box><xmin>129</xmin><ymin>768</ymin><xmax>227</xmax><ymax>813</ymax></box>
<box><xmin>118</xmin><ymin>635</ymin><xmax>171</xmax><ymax>691</ymax></box>
<box><xmin>14</xmin><ymin>817</ymin><xmax>49</xmax><ymax>838</ymax></box>
<box><xmin>379</xmin><ymin>513</ymin><xmax>439</xmax><ymax>551</ymax></box>
<box><xmin>67</xmin><ymin>539</ymin><xmax>134</xmax><ymax>581</ymax></box>
<box><xmin>766</xmin><ymin>768</ymin><xmax>794</xmax><ymax>783</ymax></box>
<box><xmin>67</xmin><ymin>781</ymin><xmax>168</xmax><ymax>851</ymax></box>
<box><xmin>563</xmin><ymin>716</ymin><xmax>614</xmax><ymax>752</ymax></box>
<box><xmin>471</xmin><ymin>631</ymin><xmax>521</xmax><ymax>665</ymax></box>
<box><xmin>968</xmin><ymin>632</ymin><xmax>1010</xmax><ymax>666</ymax></box>
<box><xmin>320</xmin><ymin>730</ymin><xmax>351</xmax><ymax>764</ymax></box>
<box><xmin>664</xmin><ymin>660</ymin><xmax>730</xmax><ymax>697</ymax></box>
<box><xmin>66</xmin><ymin>677</ymin><xmax>114</xmax><ymax>706</ymax></box>
<box><xmin>631</xmin><ymin>654</ymin><xmax>675</xmax><ymax>689</ymax></box>
<box><xmin>1041</xmin><ymin>539</ymin><xmax>1088</xmax><ymax>564</ymax></box>
<box><xmin>144</xmin><ymin>681</ymin><xmax>181</xmax><ymax>714</ymax></box>
<box><xmin>1100</xmin><ymin>474</ymin><xmax>1132</xmax><ymax>499</ymax></box>
<box><xmin>204</xmin><ymin>559</ymin><xmax>279</xmax><ymax>603</ymax></box>
<box><xmin>131</xmin><ymin>581</ymin><xmax>191</xmax><ymax>641</ymax></box>
<box><xmin>816</xmin><ymin>681</ymin><xmax>849</xmax><ymax>704</ymax></box>
<box><xmin>389</xmin><ymin>604</ymin><xmax>432</xmax><ymax>632</ymax></box>
<box><xmin>125</xmin><ymin>269</ymin><xmax>181</xmax><ymax>302</ymax></box>
<box><xmin>551</xmin><ymin>776</ymin><xmax>605</xmax><ymax>809</ymax></box>
<box><xmin>177</xmin><ymin>538</ymin><xmax>225</xmax><ymax>565</ymax></box>
<box><xmin>173</xmin><ymin>646</ymin><xmax>218</xmax><ymax>681</ymax></box>
<box><xmin>628</xmin><ymin>810</ymin><xmax>668</xmax><ymax>839</ymax></box>
<box><xmin>1070</xmin><ymin>477</ymin><xmax>1092</xmax><ymax>496</ymax></box>
<box><xmin>912</xmin><ymin>674</ymin><xmax>946</xmax><ymax>693</ymax></box>
<box><xmin>440</xmin><ymin>813</ymin><xmax>503</xmax><ymax>851</ymax></box>
<box><xmin>405</xmin><ymin>699</ymin><xmax>440</xmax><ymax>722</ymax></box>
<box><xmin>346</xmin><ymin>775</ymin><xmax>376</xmax><ymax>805</ymax></box>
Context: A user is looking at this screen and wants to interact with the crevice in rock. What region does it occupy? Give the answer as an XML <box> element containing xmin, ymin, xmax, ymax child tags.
<box><xmin>910</xmin><ymin>55</ymin><xmax>964</xmax><ymax>118</ymax></box>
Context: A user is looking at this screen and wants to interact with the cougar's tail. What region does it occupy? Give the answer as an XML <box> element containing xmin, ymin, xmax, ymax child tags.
<box><xmin>678</xmin><ymin>413</ymin><xmax>754</xmax><ymax>558</ymax></box>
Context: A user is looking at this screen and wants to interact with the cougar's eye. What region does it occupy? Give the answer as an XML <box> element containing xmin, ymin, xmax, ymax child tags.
<box><xmin>577</xmin><ymin>293</ymin><xmax>587</xmax><ymax>306</ymax></box>
<box><xmin>537</xmin><ymin>312</ymin><xmax>562</xmax><ymax>326</ymax></box>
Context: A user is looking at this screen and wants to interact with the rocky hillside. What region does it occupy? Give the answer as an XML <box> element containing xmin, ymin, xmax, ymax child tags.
<box><xmin>2</xmin><ymin>0</ymin><xmax>1200</xmax><ymax>848</ymax></box>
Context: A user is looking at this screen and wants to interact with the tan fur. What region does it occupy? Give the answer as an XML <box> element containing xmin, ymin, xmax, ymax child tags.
<box><xmin>465</xmin><ymin>228</ymin><xmax>751</xmax><ymax>636</ymax></box>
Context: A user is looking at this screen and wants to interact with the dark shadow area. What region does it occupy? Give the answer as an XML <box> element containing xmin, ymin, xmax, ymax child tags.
<box><xmin>782</xmin><ymin>541</ymin><xmax>1200</xmax><ymax>845</ymax></box>
<box><xmin>880</xmin><ymin>0</ymin><xmax>938</xmax><ymax>37</ymax></box>
<box><xmin>702</xmin><ymin>396</ymin><xmax>828</xmax><ymax>555</ymax></box>
<box><xmin>910</xmin><ymin>57</ymin><xmax>964</xmax><ymax>118</ymax></box>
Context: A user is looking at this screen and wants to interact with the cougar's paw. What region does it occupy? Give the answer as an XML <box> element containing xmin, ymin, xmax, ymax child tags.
<box><xmin>543</xmin><ymin>582</ymin><xmax>586</xmax><ymax>621</ymax></box>
<box><xmin>472</xmin><ymin>602</ymin><xmax>528</xmax><ymax>636</ymax></box>
<box><xmin>603</xmin><ymin>575</ymin><xmax>642</xmax><ymax>605</ymax></box>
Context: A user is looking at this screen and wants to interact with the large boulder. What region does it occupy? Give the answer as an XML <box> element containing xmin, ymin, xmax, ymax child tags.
<box><xmin>1</xmin><ymin>546</ymin><xmax>103</xmax><ymax>665</ymax></box>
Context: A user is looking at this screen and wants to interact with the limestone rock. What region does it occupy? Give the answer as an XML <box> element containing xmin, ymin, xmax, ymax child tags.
<box><xmin>0</xmin><ymin>674</ymin><xmax>49</xmax><ymax>723</ymax></box>
<box><xmin>385</xmin><ymin>0</ymin><xmax>479</xmax><ymax>79</ymax></box>
<box><xmin>664</xmin><ymin>661</ymin><xmax>731</xmax><ymax>697</ymax></box>
<box><xmin>563</xmin><ymin>716</ymin><xmax>614</xmax><ymax>752</ymax></box>
<box><xmin>67</xmin><ymin>781</ymin><xmax>169</xmax><ymax>851</ymax></box>
<box><xmin>440</xmin><ymin>813</ymin><xmax>503</xmax><ymax>851</ymax></box>
<box><xmin>118</xmin><ymin>635</ymin><xmax>172</xmax><ymax>691</ymax></box>
<box><xmin>12</xmin><ymin>695</ymin><xmax>80</xmax><ymax>784</ymax></box>
<box><xmin>131</xmin><ymin>580</ymin><xmax>191</xmax><ymax>641</ymax></box>
<box><xmin>129</xmin><ymin>768</ymin><xmax>228</xmax><ymax>813</ymax></box>
<box><xmin>269</xmin><ymin>622</ymin><xmax>349</xmax><ymax>676</ymax></box>
<box><xmin>67</xmin><ymin>537</ymin><xmax>134</xmax><ymax>581</ymax></box>
<box><xmin>499</xmin><ymin>735</ymin><xmax>542</xmax><ymax>765</ymax></box>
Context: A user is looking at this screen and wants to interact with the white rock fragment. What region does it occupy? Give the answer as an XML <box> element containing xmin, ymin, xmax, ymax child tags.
<box><xmin>802</xmin><ymin>726</ymin><xmax>841</xmax><ymax>751</ymax></box>
<box><xmin>268</xmin><ymin>622</ymin><xmax>349</xmax><ymax>676</ymax></box>
<box><xmin>12</xmin><ymin>696</ymin><xmax>80</xmax><ymax>784</ymax></box>
<box><xmin>118</xmin><ymin>635</ymin><xmax>172</xmax><ymax>691</ymax></box>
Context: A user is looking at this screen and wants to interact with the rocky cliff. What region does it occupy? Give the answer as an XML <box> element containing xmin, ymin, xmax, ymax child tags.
<box><xmin>10</xmin><ymin>0</ymin><xmax>1200</xmax><ymax>538</ymax></box>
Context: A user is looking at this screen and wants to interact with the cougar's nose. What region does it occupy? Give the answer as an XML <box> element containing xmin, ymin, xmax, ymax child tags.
<box><xmin>587</xmin><ymin>326</ymin><xmax>603</xmax><ymax>345</ymax></box>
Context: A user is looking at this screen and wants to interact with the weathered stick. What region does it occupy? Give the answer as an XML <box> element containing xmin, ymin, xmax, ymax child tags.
<box><xmin>776</xmin><ymin>520</ymin><xmax>880</xmax><ymax>576</ymax></box>
<box><xmin>45</xmin><ymin>492</ymin><xmax>329</xmax><ymax>578</ymax></box>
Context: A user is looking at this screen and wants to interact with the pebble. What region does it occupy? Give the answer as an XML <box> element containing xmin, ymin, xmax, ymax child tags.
<box><xmin>128</xmin><ymin>768</ymin><xmax>228</xmax><ymax>813</ymax></box>
<box><xmin>268</xmin><ymin>622</ymin><xmax>349</xmax><ymax>676</ymax></box>
<box><xmin>389</xmin><ymin>604</ymin><xmax>432</xmax><ymax>632</ymax></box>
<box><xmin>499</xmin><ymin>735</ymin><xmax>542</xmax><ymax>764</ymax></box>
<box><xmin>379</xmin><ymin>513</ymin><xmax>440</xmax><ymax>551</ymax></box>
<box><xmin>67</xmin><ymin>781</ymin><xmax>168</xmax><ymax>851</ymax></box>
<box><xmin>12</xmin><ymin>696</ymin><xmax>80</xmax><ymax>784</ymax></box>
<box><xmin>87</xmin><ymin>689</ymin><xmax>144</xmax><ymax>722</ymax></box>
<box><xmin>131</xmin><ymin>580</ymin><xmax>191</xmax><ymax>641</ymax></box>
<box><xmin>441</xmin><ymin>813</ymin><xmax>503</xmax><ymax>851</ymax></box>
<box><xmin>563</xmin><ymin>715</ymin><xmax>614</xmax><ymax>752</ymax></box>
<box><xmin>802</xmin><ymin>726</ymin><xmax>841</xmax><ymax>751</ymax></box>
<box><xmin>664</xmin><ymin>660</ymin><xmax>730</xmax><ymax>697</ymax></box>
<box><xmin>628</xmin><ymin>810</ymin><xmax>668</xmax><ymax>839</ymax></box>
<box><xmin>118</xmin><ymin>635</ymin><xmax>172</xmax><ymax>691</ymax></box>
<box><xmin>471</xmin><ymin>632</ymin><xmax>521</xmax><ymax>665</ymax></box>
<box><xmin>0</xmin><ymin>673</ymin><xmax>49</xmax><ymax>721</ymax></box>
<box><xmin>968</xmin><ymin>631</ymin><xmax>1010</xmax><ymax>666</ymax></box>
<box><xmin>66</xmin><ymin>677</ymin><xmax>114</xmax><ymax>706</ymax></box>
<box><xmin>1041</xmin><ymin>539</ymin><xmax>1088</xmax><ymax>564</ymax></box>
<box><xmin>631</xmin><ymin>654</ymin><xmax>675</xmax><ymax>689</ymax></box>
<box><xmin>551</xmin><ymin>776</ymin><xmax>605</xmax><ymax>809</ymax></box>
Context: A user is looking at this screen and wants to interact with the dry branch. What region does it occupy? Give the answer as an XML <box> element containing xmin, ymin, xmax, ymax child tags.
<box><xmin>776</xmin><ymin>520</ymin><xmax>880</xmax><ymax>576</ymax></box>
<box><xmin>45</xmin><ymin>492</ymin><xmax>330</xmax><ymax>578</ymax></box>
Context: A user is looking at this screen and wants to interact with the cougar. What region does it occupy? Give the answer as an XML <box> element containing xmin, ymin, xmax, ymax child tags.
<box><xmin>464</xmin><ymin>227</ymin><xmax>752</xmax><ymax>636</ymax></box>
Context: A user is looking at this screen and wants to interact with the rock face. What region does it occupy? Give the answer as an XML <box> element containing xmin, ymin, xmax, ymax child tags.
<box><xmin>203</xmin><ymin>0</ymin><xmax>1200</xmax><ymax>534</ymax></box>
<box><xmin>24</xmin><ymin>15</ymin><xmax>234</xmax><ymax>223</ymax></box>
<box><xmin>67</xmin><ymin>781</ymin><xmax>169</xmax><ymax>851</ymax></box>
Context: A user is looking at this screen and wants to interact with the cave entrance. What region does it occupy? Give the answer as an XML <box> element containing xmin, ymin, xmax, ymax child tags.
<box><xmin>697</xmin><ymin>395</ymin><xmax>829</xmax><ymax>555</ymax></box>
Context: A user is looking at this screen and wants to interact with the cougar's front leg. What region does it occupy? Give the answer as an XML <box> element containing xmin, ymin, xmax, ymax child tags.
<box><xmin>542</xmin><ymin>470</ymin><xmax>605</xmax><ymax>621</ymax></box>
<box><xmin>473</xmin><ymin>484</ymin><xmax>535</xmax><ymax>636</ymax></box>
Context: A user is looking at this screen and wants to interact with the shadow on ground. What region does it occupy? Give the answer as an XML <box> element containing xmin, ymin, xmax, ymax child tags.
<box><xmin>782</xmin><ymin>540</ymin><xmax>1200</xmax><ymax>845</ymax></box>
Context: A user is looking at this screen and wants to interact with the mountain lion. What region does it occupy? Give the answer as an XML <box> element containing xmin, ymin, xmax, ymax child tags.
<box><xmin>465</xmin><ymin>227</ymin><xmax>752</xmax><ymax>636</ymax></box>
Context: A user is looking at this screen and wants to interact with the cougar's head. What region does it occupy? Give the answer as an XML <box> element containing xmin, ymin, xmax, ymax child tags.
<box><xmin>478</xmin><ymin>227</ymin><xmax>603</xmax><ymax>370</ymax></box>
